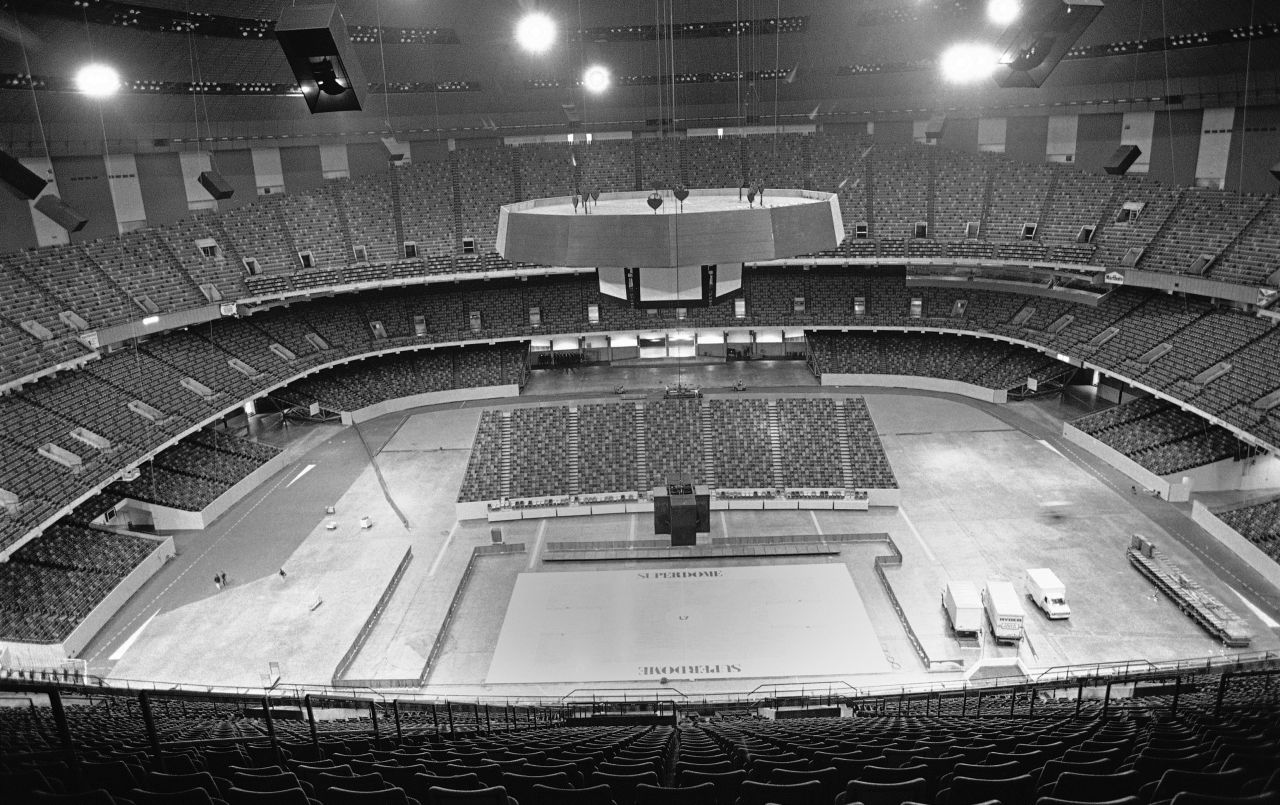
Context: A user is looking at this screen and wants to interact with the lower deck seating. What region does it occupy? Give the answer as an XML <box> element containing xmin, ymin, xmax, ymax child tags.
<box><xmin>1216</xmin><ymin>497</ymin><xmax>1280</xmax><ymax>563</ymax></box>
<box><xmin>0</xmin><ymin>524</ymin><xmax>160</xmax><ymax>643</ymax></box>
<box><xmin>1072</xmin><ymin>398</ymin><xmax>1247</xmax><ymax>475</ymax></box>
<box><xmin>808</xmin><ymin>331</ymin><xmax>1064</xmax><ymax>391</ymax></box>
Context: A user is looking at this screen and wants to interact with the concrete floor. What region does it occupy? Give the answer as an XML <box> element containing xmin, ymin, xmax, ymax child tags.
<box><xmin>81</xmin><ymin>362</ymin><xmax>1280</xmax><ymax>698</ymax></box>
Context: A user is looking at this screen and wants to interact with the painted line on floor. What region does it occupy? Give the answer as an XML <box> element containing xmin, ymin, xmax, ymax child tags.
<box><xmin>1037</xmin><ymin>439</ymin><xmax>1065</xmax><ymax>458</ymax></box>
<box><xmin>88</xmin><ymin>467</ymin><xmax>297</xmax><ymax>664</ymax></box>
<box><xmin>429</xmin><ymin>523</ymin><xmax>458</xmax><ymax>578</ymax></box>
<box><xmin>528</xmin><ymin>519</ymin><xmax>549</xmax><ymax>570</ymax></box>
<box><xmin>1230</xmin><ymin>587</ymin><xmax>1280</xmax><ymax>628</ymax></box>
<box><xmin>899</xmin><ymin>507</ymin><xmax>937</xmax><ymax>563</ymax></box>
<box><xmin>108</xmin><ymin>609</ymin><xmax>159</xmax><ymax>662</ymax></box>
<box><xmin>809</xmin><ymin>510</ymin><xmax>824</xmax><ymax>536</ymax></box>
<box><xmin>628</xmin><ymin>514</ymin><xmax>637</xmax><ymax>543</ymax></box>
<box><xmin>285</xmin><ymin>464</ymin><xmax>316</xmax><ymax>488</ymax></box>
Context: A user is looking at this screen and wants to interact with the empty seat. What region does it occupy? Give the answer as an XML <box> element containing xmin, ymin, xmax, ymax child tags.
<box><xmin>324</xmin><ymin>787</ymin><xmax>417</xmax><ymax>805</ymax></box>
<box><xmin>590</xmin><ymin>770</ymin><xmax>660</xmax><ymax>805</ymax></box>
<box><xmin>634</xmin><ymin>783</ymin><xmax>715</xmax><ymax>805</ymax></box>
<box><xmin>500</xmin><ymin>772</ymin><xmax>572</xmax><ymax>805</ymax></box>
<box><xmin>1170</xmin><ymin>795</ymin><xmax>1280</xmax><ymax>805</ymax></box>
<box><xmin>733</xmin><ymin>779</ymin><xmax>824</xmax><ymax>805</ymax></box>
<box><xmin>1049</xmin><ymin>771</ymin><xmax>1142</xmax><ymax>803</ymax></box>
<box><xmin>675</xmin><ymin>769</ymin><xmax>746</xmax><ymax>805</ymax></box>
<box><xmin>129</xmin><ymin>789</ymin><xmax>223</xmax><ymax>805</ymax></box>
<box><xmin>528</xmin><ymin>783</ymin><xmax>616</xmax><ymax>805</ymax></box>
<box><xmin>940</xmin><ymin>773</ymin><xmax>1036</xmax><ymax>805</ymax></box>
<box><xmin>838</xmin><ymin>777</ymin><xmax>929</xmax><ymax>805</ymax></box>
<box><xmin>423</xmin><ymin>786</ymin><xmax>517</xmax><ymax>805</ymax></box>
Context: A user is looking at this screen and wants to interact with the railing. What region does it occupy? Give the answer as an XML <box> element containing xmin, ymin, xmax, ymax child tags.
<box><xmin>331</xmin><ymin>546</ymin><xmax>415</xmax><ymax>687</ymax></box>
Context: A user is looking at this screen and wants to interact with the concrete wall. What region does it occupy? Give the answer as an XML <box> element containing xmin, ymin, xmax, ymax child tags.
<box><xmin>821</xmin><ymin>374</ymin><xmax>1007</xmax><ymax>404</ymax></box>
<box><xmin>1064</xmin><ymin>423</ymin><xmax>1280</xmax><ymax>500</ymax></box>
<box><xmin>342</xmin><ymin>384</ymin><xmax>521</xmax><ymax>425</ymax></box>
<box><xmin>1191</xmin><ymin>501</ymin><xmax>1280</xmax><ymax>592</ymax></box>
<box><xmin>1168</xmin><ymin>452</ymin><xmax>1280</xmax><ymax>494</ymax></box>
<box><xmin>1061</xmin><ymin>423</ymin><xmax>1175</xmax><ymax>499</ymax></box>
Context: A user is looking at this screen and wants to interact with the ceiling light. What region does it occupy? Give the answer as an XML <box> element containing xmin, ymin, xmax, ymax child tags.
<box><xmin>583</xmin><ymin>65</ymin><xmax>610</xmax><ymax>94</ymax></box>
<box><xmin>75</xmin><ymin>63</ymin><xmax>120</xmax><ymax>98</ymax></box>
<box><xmin>516</xmin><ymin>13</ymin><xmax>556</xmax><ymax>53</ymax></box>
<box><xmin>987</xmin><ymin>0</ymin><xmax>1021</xmax><ymax>26</ymax></box>
<box><xmin>939</xmin><ymin>43</ymin><xmax>1000</xmax><ymax>83</ymax></box>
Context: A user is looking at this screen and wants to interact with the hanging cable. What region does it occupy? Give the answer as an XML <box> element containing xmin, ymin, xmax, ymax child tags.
<box><xmin>375</xmin><ymin>0</ymin><xmax>391</xmax><ymax>131</ymax></box>
<box><xmin>82</xmin><ymin>6</ymin><xmax>120</xmax><ymax>231</ymax></box>
<box><xmin>655</xmin><ymin>0</ymin><xmax>664</xmax><ymax>137</ymax></box>
<box><xmin>772</xmin><ymin>0</ymin><xmax>781</xmax><ymax>155</ymax></box>
<box><xmin>1235</xmin><ymin>0</ymin><xmax>1257</xmax><ymax>192</ymax></box>
<box><xmin>735</xmin><ymin>0</ymin><xmax>742</xmax><ymax>131</ymax></box>
<box><xmin>1157</xmin><ymin>0</ymin><xmax>1179</xmax><ymax>187</ymax></box>
<box><xmin>669</xmin><ymin>0</ymin><xmax>677</xmax><ymax>131</ymax></box>
<box><xmin>13</xmin><ymin>10</ymin><xmax>53</xmax><ymax>171</ymax></box>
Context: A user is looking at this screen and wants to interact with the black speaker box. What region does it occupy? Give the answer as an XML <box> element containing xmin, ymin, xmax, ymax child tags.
<box><xmin>924</xmin><ymin>115</ymin><xmax>946</xmax><ymax>142</ymax></box>
<box><xmin>198</xmin><ymin>170</ymin><xmax>234</xmax><ymax>200</ymax></box>
<box><xmin>34</xmin><ymin>195</ymin><xmax>88</xmax><ymax>232</ymax></box>
<box><xmin>0</xmin><ymin>150</ymin><xmax>48</xmax><ymax>200</ymax></box>
<box><xmin>276</xmin><ymin>4</ymin><xmax>365</xmax><ymax>114</ymax></box>
<box><xmin>1104</xmin><ymin>145</ymin><xmax>1142</xmax><ymax>176</ymax></box>
<box><xmin>996</xmin><ymin>0</ymin><xmax>1104</xmax><ymax>88</ymax></box>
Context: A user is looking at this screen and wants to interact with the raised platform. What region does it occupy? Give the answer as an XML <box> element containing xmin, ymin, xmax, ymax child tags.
<box><xmin>542</xmin><ymin>542</ymin><xmax>841</xmax><ymax>562</ymax></box>
<box><xmin>485</xmin><ymin>563</ymin><xmax>889</xmax><ymax>684</ymax></box>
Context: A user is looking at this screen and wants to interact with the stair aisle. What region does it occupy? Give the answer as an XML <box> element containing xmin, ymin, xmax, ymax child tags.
<box><xmin>499</xmin><ymin>411</ymin><xmax>513</xmax><ymax>498</ymax></box>
<box><xmin>700</xmin><ymin>401</ymin><xmax>717</xmax><ymax>487</ymax></box>
<box><xmin>634</xmin><ymin>402</ymin><xmax>649</xmax><ymax>488</ymax></box>
<box><xmin>767</xmin><ymin>399</ymin><xmax>785</xmax><ymax>488</ymax></box>
<box><xmin>567</xmin><ymin>406</ymin><xmax>580</xmax><ymax>494</ymax></box>
<box><xmin>834</xmin><ymin>399</ymin><xmax>857</xmax><ymax>491</ymax></box>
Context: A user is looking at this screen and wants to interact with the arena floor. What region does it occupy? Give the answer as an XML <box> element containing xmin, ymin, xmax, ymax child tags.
<box><xmin>80</xmin><ymin>361</ymin><xmax>1280</xmax><ymax>698</ymax></box>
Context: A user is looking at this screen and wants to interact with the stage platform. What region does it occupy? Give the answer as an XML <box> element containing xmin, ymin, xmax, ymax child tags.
<box><xmin>485</xmin><ymin>564</ymin><xmax>889</xmax><ymax>684</ymax></box>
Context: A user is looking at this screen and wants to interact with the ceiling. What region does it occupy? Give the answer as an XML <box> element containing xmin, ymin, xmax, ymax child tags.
<box><xmin>1</xmin><ymin>0</ymin><xmax>1277</xmax><ymax>148</ymax></box>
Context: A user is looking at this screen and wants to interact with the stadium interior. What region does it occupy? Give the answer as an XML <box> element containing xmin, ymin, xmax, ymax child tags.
<box><xmin>2</xmin><ymin>1</ymin><xmax>1280</xmax><ymax>803</ymax></box>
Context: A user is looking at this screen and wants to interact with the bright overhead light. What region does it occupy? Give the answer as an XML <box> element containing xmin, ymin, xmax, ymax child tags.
<box><xmin>583</xmin><ymin>65</ymin><xmax>610</xmax><ymax>94</ymax></box>
<box><xmin>939</xmin><ymin>43</ymin><xmax>1000</xmax><ymax>84</ymax></box>
<box><xmin>75</xmin><ymin>63</ymin><xmax>121</xmax><ymax>98</ymax></box>
<box><xmin>987</xmin><ymin>0</ymin><xmax>1021</xmax><ymax>26</ymax></box>
<box><xmin>515</xmin><ymin>12</ymin><xmax>556</xmax><ymax>53</ymax></box>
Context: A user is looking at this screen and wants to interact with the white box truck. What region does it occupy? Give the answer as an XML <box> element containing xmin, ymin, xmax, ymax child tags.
<box><xmin>943</xmin><ymin>581</ymin><xmax>983</xmax><ymax>641</ymax></box>
<box><xmin>1025</xmin><ymin>568</ymin><xmax>1070</xmax><ymax>619</ymax></box>
<box><xmin>982</xmin><ymin>580</ymin><xmax>1025</xmax><ymax>643</ymax></box>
